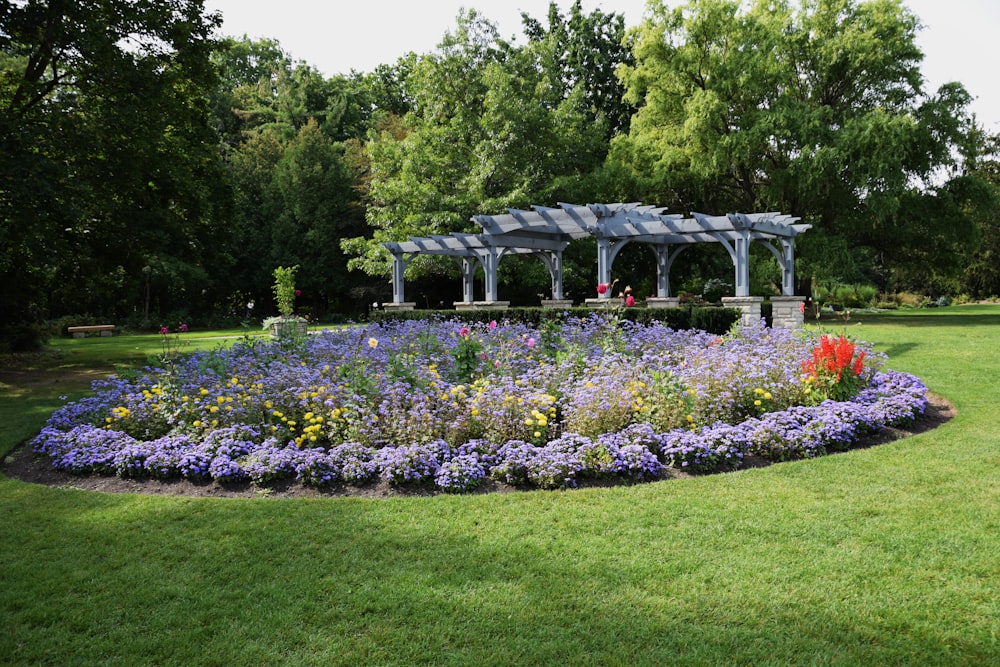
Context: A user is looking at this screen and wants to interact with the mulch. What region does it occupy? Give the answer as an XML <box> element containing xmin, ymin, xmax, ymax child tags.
<box><xmin>1</xmin><ymin>394</ymin><xmax>956</xmax><ymax>500</ymax></box>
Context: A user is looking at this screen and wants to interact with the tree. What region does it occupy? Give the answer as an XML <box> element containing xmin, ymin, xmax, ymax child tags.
<box><xmin>958</xmin><ymin>131</ymin><xmax>1000</xmax><ymax>298</ymax></box>
<box><xmin>0</xmin><ymin>0</ymin><xmax>229</xmax><ymax>333</ymax></box>
<box><xmin>611</xmin><ymin>0</ymin><xmax>982</xmax><ymax>290</ymax></box>
<box><xmin>342</xmin><ymin>8</ymin><xmax>619</xmax><ymax>294</ymax></box>
<box><xmin>521</xmin><ymin>0</ymin><xmax>636</xmax><ymax>140</ymax></box>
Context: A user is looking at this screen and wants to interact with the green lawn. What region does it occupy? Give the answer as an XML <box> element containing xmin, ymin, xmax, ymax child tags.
<box><xmin>2</xmin><ymin>309</ymin><xmax>999</xmax><ymax>665</ymax></box>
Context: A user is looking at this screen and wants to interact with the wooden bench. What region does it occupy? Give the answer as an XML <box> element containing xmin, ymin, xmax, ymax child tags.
<box><xmin>67</xmin><ymin>325</ymin><xmax>116</xmax><ymax>338</ymax></box>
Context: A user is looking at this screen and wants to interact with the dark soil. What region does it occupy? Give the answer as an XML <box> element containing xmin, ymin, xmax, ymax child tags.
<box><xmin>1</xmin><ymin>394</ymin><xmax>956</xmax><ymax>499</ymax></box>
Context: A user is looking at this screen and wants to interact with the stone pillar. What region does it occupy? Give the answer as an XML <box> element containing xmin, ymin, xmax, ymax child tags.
<box><xmin>722</xmin><ymin>296</ymin><xmax>764</xmax><ymax>328</ymax></box>
<box><xmin>770</xmin><ymin>296</ymin><xmax>806</xmax><ymax>328</ymax></box>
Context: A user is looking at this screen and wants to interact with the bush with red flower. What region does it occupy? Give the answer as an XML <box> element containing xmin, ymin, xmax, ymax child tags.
<box><xmin>801</xmin><ymin>334</ymin><xmax>867</xmax><ymax>401</ymax></box>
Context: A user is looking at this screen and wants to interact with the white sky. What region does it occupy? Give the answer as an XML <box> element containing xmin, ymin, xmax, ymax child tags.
<box><xmin>204</xmin><ymin>0</ymin><xmax>1000</xmax><ymax>132</ymax></box>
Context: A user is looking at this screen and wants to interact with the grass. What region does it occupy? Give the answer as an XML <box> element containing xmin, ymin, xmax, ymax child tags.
<box><xmin>2</xmin><ymin>308</ymin><xmax>999</xmax><ymax>665</ymax></box>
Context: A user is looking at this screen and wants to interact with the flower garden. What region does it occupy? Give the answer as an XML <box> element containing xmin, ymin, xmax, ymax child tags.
<box><xmin>30</xmin><ymin>316</ymin><xmax>928</xmax><ymax>493</ymax></box>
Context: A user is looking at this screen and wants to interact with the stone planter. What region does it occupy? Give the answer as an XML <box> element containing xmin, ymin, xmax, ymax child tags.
<box><xmin>269</xmin><ymin>320</ymin><xmax>308</xmax><ymax>337</ymax></box>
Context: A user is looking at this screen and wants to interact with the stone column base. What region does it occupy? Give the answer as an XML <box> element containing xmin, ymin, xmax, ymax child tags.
<box><xmin>770</xmin><ymin>296</ymin><xmax>806</xmax><ymax>328</ymax></box>
<box><xmin>541</xmin><ymin>299</ymin><xmax>574</xmax><ymax>309</ymax></box>
<box><xmin>455</xmin><ymin>301</ymin><xmax>510</xmax><ymax>310</ymax></box>
<box><xmin>383</xmin><ymin>302</ymin><xmax>416</xmax><ymax>311</ymax></box>
<box><xmin>584</xmin><ymin>298</ymin><xmax>622</xmax><ymax>308</ymax></box>
<box><xmin>646</xmin><ymin>297</ymin><xmax>680</xmax><ymax>309</ymax></box>
<box><xmin>722</xmin><ymin>296</ymin><xmax>765</xmax><ymax>327</ymax></box>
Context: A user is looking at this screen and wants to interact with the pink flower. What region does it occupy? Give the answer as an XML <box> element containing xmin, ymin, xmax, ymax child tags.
<box><xmin>526</xmin><ymin>337</ymin><xmax>536</xmax><ymax>348</ymax></box>
<box><xmin>480</xmin><ymin>352</ymin><xmax>488</xmax><ymax>360</ymax></box>
<box><xmin>625</xmin><ymin>295</ymin><xmax>636</xmax><ymax>307</ymax></box>
<box><xmin>798</xmin><ymin>302</ymin><xmax>805</xmax><ymax>314</ymax></box>
<box><xmin>596</xmin><ymin>283</ymin><xmax>608</xmax><ymax>295</ymax></box>
<box><xmin>179</xmin><ymin>323</ymin><xmax>188</xmax><ymax>332</ymax></box>
<box><xmin>160</xmin><ymin>326</ymin><xmax>168</xmax><ymax>335</ymax></box>
<box><xmin>488</xmin><ymin>320</ymin><xmax>497</xmax><ymax>330</ymax></box>
<box><xmin>459</xmin><ymin>326</ymin><xmax>470</xmax><ymax>337</ymax></box>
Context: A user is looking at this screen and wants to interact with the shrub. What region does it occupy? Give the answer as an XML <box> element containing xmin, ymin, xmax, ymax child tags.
<box><xmin>0</xmin><ymin>322</ymin><xmax>48</xmax><ymax>353</ymax></box>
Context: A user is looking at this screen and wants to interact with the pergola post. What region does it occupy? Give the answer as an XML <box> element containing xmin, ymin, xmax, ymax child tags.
<box><xmin>383</xmin><ymin>245</ymin><xmax>416</xmax><ymax>310</ymax></box>
<box><xmin>780</xmin><ymin>238</ymin><xmax>796</xmax><ymax>296</ymax></box>
<box><xmin>461</xmin><ymin>257</ymin><xmax>476</xmax><ymax>304</ymax></box>
<box><xmin>596</xmin><ymin>237</ymin><xmax>613</xmax><ymax>298</ymax></box>
<box><xmin>482</xmin><ymin>248</ymin><xmax>498</xmax><ymax>302</ymax></box>
<box><xmin>650</xmin><ymin>245</ymin><xmax>675</xmax><ymax>298</ymax></box>
<box><xmin>733</xmin><ymin>231</ymin><xmax>751</xmax><ymax>297</ymax></box>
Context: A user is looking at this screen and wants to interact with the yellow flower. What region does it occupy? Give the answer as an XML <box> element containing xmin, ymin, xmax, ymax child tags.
<box><xmin>754</xmin><ymin>399</ymin><xmax>762</xmax><ymax>407</ymax></box>
<box><xmin>763</xmin><ymin>392</ymin><xmax>772</xmax><ymax>400</ymax></box>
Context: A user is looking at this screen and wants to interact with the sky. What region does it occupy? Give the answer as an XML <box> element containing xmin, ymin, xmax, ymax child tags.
<box><xmin>203</xmin><ymin>0</ymin><xmax>1000</xmax><ymax>132</ymax></box>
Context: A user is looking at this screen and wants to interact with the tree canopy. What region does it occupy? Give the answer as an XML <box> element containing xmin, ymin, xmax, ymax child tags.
<box><xmin>1</xmin><ymin>0</ymin><xmax>228</xmax><ymax>326</ymax></box>
<box><xmin>610</xmin><ymin>0</ymin><xmax>985</xmax><ymax>288</ymax></box>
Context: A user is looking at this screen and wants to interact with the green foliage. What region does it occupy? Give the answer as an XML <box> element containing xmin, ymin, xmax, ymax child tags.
<box><xmin>0</xmin><ymin>323</ymin><xmax>47</xmax><ymax>354</ymax></box>
<box><xmin>959</xmin><ymin>133</ymin><xmax>1000</xmax><ymax>298</ymax></box>
<box><xmin>612</xmin><ymin>0</ymin><xmax>983</xmax><ymax>290</ymax></box>
<box><xmin>271</xmin><ymin>266</ymin><xmax>299</xmax><ymax>317</ymax></box>
<box><xmin>342</xmin><ymin>6</ymin><xmax>634</xmax><ymax>281</ymax></box>
<box><xmin>450</xmin><ymin>328</ymin><xmax>484</xmax><ymax>382</ymax></box>
<box><xmin>369</xmin><ymin>306</ymin><xmax>740</xmax><ymax>334</ymax></box>
<box><xmin>0</xmin><ymin>0</ymin><xmax>230</xmax><ymax>329</ymax></box>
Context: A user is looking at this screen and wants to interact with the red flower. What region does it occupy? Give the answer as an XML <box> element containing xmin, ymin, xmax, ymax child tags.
<box><xmin>596</xmin><ymin>283</ymin><xmax>608</xmax><ymax>295</ymax></box>
<box><xmin>625</xmin><ymin>295</ymin><xmax>636</xmax><ymax>307</ymax></box>
<box><xmin>294</xmin><ymin>289</ymin><xmax>301</xmax><ymax>297</ymax></box>
<box><xmin>852</xmin><ymin>350</ymin><xmax>866</xmax><ymax>376</ymax></box>
<box><xmin>159</xmin><ymin>326</ymin><xmax>168</xmax><ymax>335</ymax></box>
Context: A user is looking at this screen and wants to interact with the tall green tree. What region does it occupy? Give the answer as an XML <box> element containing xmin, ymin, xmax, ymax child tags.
<box><xmin>342</xmin><ymin>8</ymin><xmax>619</xmax><ymax>286</ymax></box>
<box><xmin>611</xmin><ymin>0</ymin><xmax>982</xmax><ymax>289</ymax></box>
<box><xmin>959</xmin><ymin>131</ymin><xmax>1000</xmax><ymax>298</ymax></box>
<box><xmin>521</xmin><ymin>0</ymin><xmax>636</xmax><ymax>140</ymax></box>
<box><xmin>209</xmin><ymin>37</ymin><xmax>378</xmax><ymax>316</ymax></box>
<box><xmin>0</xmin><ymin>0</ymin><xmax>229</xmax><ymax>331</ymax></box>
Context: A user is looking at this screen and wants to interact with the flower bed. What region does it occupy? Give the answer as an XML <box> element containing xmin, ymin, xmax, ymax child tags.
<box><xmin>31</xmin><ymin>317</ymin><xmax>928</xmax><ymax>493</ymax></box>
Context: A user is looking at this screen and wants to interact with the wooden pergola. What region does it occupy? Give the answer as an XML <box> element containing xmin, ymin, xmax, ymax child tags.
<box><xmin>383</xmin><ymin>202</ymin><xmax>810</xmax><ymax>309</ymax></box>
